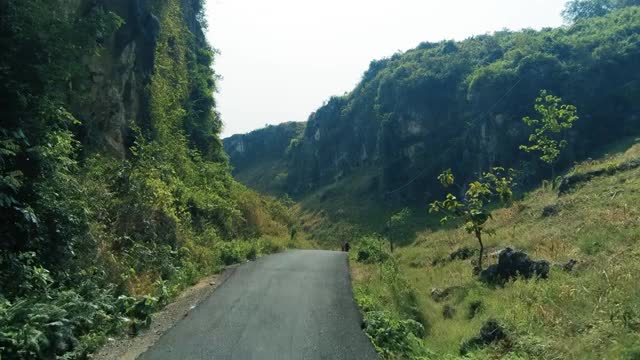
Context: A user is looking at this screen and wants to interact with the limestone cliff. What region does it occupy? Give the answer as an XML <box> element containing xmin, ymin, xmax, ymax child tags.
<box><xmin>224</xmin><ymin>122</ymin><xmax>305</xmax><ymax>194</ymax></box>
<box><xmin>71</xmin><ymin>0</ymin><xmax>216</xmax><ymax>159</ymax></box>
<box><xmin>226</xmin><ymin>10</ymin><xmax>640</xmax><ymax>202</ymax></box>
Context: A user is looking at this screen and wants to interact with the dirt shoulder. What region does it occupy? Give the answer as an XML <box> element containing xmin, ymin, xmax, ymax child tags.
<box><xmin>92</xmin><ymin>266</ymin><xmax>238</xmax><ymax>360</ymax></box>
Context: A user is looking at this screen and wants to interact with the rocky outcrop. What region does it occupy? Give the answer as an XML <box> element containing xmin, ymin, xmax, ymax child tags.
<box><xmin>223</xmin><ymin>122</ymin><xmax>306</xmax><ymax>193</ymax></box>
<box><xmin>224</xmin><ymin>10</ymin><xmax>640</xmax><ymax>203</ymax></box>
<box><xmin>460</xmin><ymin>319</ymin><xmax>508</xmax><ymax>355</ymax></box>
<box><xmin>480</xmin><ymin>248</ymin><xmax>550</xmax><ymax>285</ymax></box>
<box><xmin>71</xmin><ymin>0</ymin><xmax>164</xmax><ymax>157</ymax></box>
<box><xmin>224</xmin><ymin>122</ymin><xmax>305</xmax><ymax>170</ymax></box>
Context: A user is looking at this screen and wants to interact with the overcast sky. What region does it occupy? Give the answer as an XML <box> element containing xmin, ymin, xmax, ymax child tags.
<box><xmin>205</xmin><ymin>0</ymin><xmax>569</xmax><ymax>138</ymax></box>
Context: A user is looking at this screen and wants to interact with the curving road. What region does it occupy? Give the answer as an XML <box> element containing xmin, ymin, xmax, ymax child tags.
<box><xmin>138</xmin><ymin>250</ymin><xmax>378</xmax><ymax>360</ymax></box>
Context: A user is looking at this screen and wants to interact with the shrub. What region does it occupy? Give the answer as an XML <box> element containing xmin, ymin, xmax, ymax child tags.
<box><xmin>245</xmin><ymin>246</ymin><xmax>258</xmax><ymax>261</ymax></box>
<box><xmin>355</xmin><ymin>235</ymin><xmax>389</xmax><ymax>264</ymax></box>
<box><xmin>361</xmin><ymin>311</ymin><xmax>427</xmax><ymax>359</ymax></box>
<box><xmin>216</xmin><ymin>242</ymin><xmax>243</xmax><ymax>266</ymax></box>
<box><xmin>258</xmin><ymin>238</ymin><xmax>285</xmax><ymax>254</ymax></box>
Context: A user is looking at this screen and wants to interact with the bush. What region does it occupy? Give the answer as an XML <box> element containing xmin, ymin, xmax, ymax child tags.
<box><xmin>257</xmin><ymin>237</ymin><xmax>285</xmax><ymax>254</ymax></box>
<box><xmin>216</xmin><ymin>242</ymin><xmax>244</xmax><ymax>266</ymax></box>
<box><xmin>355</xmin><ymin>235</ymin><xmax>389</xmax><ymax>264</ymax></box>
<box><xmin>355</xmin><ymin>272</ymin><xmax>430</xmax><ymax>359</ymax></box>
<box><xmin>361</xmin><ymin>311</ymin><xmax>427</xmax><ymax>359</ymax></box>
<box><xmin>245</xmin><ymin>246</ymin><xmax>258</xmax><ymax>261</ymax></box>
<box><xmin>0</xmin><ymin>285</ymin><xmax>154</xmax><ymax>359</ymax></box>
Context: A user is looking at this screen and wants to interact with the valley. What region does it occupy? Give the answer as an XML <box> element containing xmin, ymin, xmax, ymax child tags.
<box><xmin>2</xmin><ymin>0</ymin><xmax>640</xmax><ymax>359</ymax></box>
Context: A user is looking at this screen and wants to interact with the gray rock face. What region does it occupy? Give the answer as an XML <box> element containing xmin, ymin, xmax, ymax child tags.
<box><xmin>71</xmin><ymin>0</ymin><xmax>164</xmax><ymax>158</ymax></box>
<box><xmin>480</xmin><ymin>247</ymin><xmax>550</xmax><ymax>285</ymax></box>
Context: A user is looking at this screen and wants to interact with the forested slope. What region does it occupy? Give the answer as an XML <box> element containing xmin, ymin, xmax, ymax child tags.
<box><xmin>232</xmin><ymin>5</ymin><xmax>640</xmax><ymax>204</ymax></box>
<box><xmin>224</xmin><ymin>122</ymin><xmax>305</xmax><ymax>194</ymax></box>
<box><xmin>0</xmin><ymin>1</ymin><xmax>295</xmax><ymax>358</ymax></box>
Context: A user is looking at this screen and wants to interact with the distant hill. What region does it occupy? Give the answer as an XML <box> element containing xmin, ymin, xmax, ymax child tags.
<box><xmin>224</xmin><ymin>122</ymin><xmax>306</xmax><ymax>194</ymax></box>
<box><xmin>227</xmin><ymin>7</ymin><xmax>640</xmax><ymax>204</ymax></box>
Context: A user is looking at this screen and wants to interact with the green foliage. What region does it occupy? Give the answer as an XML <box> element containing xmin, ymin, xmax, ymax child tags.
<box><xmin>223</xmin><ymin>122</ymin><xmax>306</xmax><ymax>195</ymax></box>
<box><xmin>351</xmin><ymin>140</ymin><xmax>640</xmax><ymax>358</ymax></box>
<box><xmin>0</xmin><ymin>271</ymin><xmax>156</xmax><ymax>359</ymax></box>
<box><xmin>385</xmin><ymin>208</ymin><xmax>412</xmax><ymax>252</ymax></box>
<box><xmin>562</xmin><ymin>0</ymin><xmax>640</xmax><ymax>21</ymax></box>
<box><xmin>0</xmin><ymin>1</ymin><xmax>296</xmax><ymax>358</ymax></box>
<box><xmin>430</xmin><ymin>168</ymin><xmax>515</xmax><ymax>270</ymax></box>
<box><xmin>520</xmin><ymin>90</ymin><xmax>579</xmax><ymax>168</ymax></box>
<box><xmin>354</xmin><ymin>263</ymin><xmax>431</xmax><ymax>359</ymax></box>
<box><xmin>361</xmin><ymin>311</ymin><xmax>427</xmax><ymax>359</ymax></box>
<box><xmin>354</xmin><ymin>235</ymin><xmax>390</xmax><ymax>264</ymax></box>
<box><xmin>262</xmin><ymin>6</ymin><xmax>640</xmax><ymax>201</ymax></box>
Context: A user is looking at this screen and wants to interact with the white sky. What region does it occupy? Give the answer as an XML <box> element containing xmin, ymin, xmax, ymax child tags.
<box><xmin>205</xmin><ymin>0</ymin><xmax>569</xmax><ymax>138</ymax></box>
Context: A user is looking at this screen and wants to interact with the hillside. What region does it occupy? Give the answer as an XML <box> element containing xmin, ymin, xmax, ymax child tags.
<box><xmin>219</xmin><ymin>2</ymin><xmax>640</xmax><ymax>359</ymax></box>
<box><xmin>224</xmin><ymin>122</ymin><xmax>305</xmax><ymax>194</ymax></box>
<box><xmin>0</xmin><ymin>1</ymin><xmax>301</xmax><ymax>358</ymax></box>
<box><xmin>350</xmin><ymin>137</ymin><xmax>640</xmax><ymax>359</ymax></box>
<box><xmin>230</xmin><ymin>6</ymin><xmax>640</xmax><ymax>205</ymax></box>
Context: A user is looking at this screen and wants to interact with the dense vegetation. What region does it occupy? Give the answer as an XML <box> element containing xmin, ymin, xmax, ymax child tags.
<box><xmin>223</xmin><ymin>1</ymin><xmax>640</xmax><ymax>358</ymax></box>
<box><xmin>224</xmin><ymin>122</ymin><xmax>305</xmax><ymax>194</ymax></box>
<box><xmin>230</xmin><ymin>4</ymin><xmax>640</xmax><ymax>204</ymax></box>
<box><xmin>352</xmin><ymin>138</ymin><xmax>640</xmax><ymax>359</ymax></box>
<box><xmin>0</xmin><ymin>0</ymin><xmax>297</xmax><ymax>358</ymax></box>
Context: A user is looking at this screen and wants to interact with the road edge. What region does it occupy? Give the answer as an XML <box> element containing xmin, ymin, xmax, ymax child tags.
<box><xmin>92</xmin><ymin>264</ymin><xmax>240</xmax><ymax>360</ymax></box>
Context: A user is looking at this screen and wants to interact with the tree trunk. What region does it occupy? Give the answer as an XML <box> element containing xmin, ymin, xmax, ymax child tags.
<box><xmin>390</xmin><ymin>240</ymin><xmax>394</xmax><ymax>253</ymax></box>
<box><xmin>476</xmin><ymin>230</ymin><xmax>484</xmax><ymax>271</ymax></box>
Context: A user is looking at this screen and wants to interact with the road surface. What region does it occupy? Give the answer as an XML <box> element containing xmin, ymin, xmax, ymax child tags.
<box><xmin>138</xmin><ymin>250</ymin><xmax>378</xmax><ymax>360</ymax></box>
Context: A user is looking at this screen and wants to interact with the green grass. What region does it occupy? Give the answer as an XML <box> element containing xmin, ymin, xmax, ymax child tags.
<box><xmin>295</xmin><ymin>166</ymin><xmax>441</xmax><ymax>248</ymax></box>
<box><xmin>569</xmin><ymin>136</ymin><xmax>640</xmax><ymax>176</ymax></box>
<box><xmin>346</xmin><ymin>140</ymin><xmax>640</xmax><ymax>359</ymax></box>
<box><xmin>233</xmin><ymin>157</ymin><xmax>290</xmax><ymax>195</ymax></box>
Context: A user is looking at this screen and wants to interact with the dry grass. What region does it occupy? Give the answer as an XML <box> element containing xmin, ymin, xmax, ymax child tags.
<box><xmin>350</xmin><ymin>141</ymin><xmax>640</xmax><ymax>359</ymax></box>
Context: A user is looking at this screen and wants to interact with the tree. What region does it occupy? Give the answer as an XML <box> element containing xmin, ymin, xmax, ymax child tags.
<box><xmin>562</xmin><ymin>0</ymin><xmax>613</xmax><ymax>21</ymax></box>
<box><xmin>385</xmin><ymin>208</ymin><xmax>411</xmax><ymax>253</ymax></box>
<box><xmin>562</xmin><ymin>0</ymin><xmax>640</xmax><ymax>22</ymax></box>
<box><xmin>429</xmin><ymin>168</ymin><xmax>515</xmax><ymax>271</ymax></box>
<box><xmin>520</xmin><ymin>90</ymin><xmax>579</xmax><ymax>179</ymax></box>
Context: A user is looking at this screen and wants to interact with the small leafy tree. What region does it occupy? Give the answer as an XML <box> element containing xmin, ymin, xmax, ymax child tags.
<box><xmin>385</xmin><ymin>208</ymin><xmax>411</xmax><ymax>253</ymax></box>
<box><xmin>429</xmin><ymin>168</ymin><xmax>515</xmax><ymax>271</ymax></box>
<box><xmin>520</xmin><ymin>90</ymin><xmax>579</xmax><ymax>179</ymax></box>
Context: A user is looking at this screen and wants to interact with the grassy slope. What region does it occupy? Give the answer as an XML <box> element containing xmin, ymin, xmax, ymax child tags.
<box><xmin>349</xmin><ymin>139</ymin><xmax>640</xmax><ymax>359</ymax></box>
<box><xmin>232</xmin><ymin>156</ymin><xmax>289</xmax><ymax>195</ymax></box>
<box><xmin>294</xmin><ymin>166</ymin><xmax>441</xmax><ymax>249</ymax></box>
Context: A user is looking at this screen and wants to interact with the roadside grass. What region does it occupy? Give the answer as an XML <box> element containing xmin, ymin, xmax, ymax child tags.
<box><xmin>349</xmin><ymin>140</ymin><xmax>640</xmax><ymax>359</ymax></box>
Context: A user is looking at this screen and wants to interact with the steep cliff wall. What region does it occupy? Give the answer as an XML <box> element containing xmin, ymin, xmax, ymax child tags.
<box><xmin>71</xmin><ymin>0</ymin><xmax>221</xmax><ymax>160</ymax></box>
<box><xmin>270</xmin><ymin>9</ymin><xmax>640</xmax><ymax>202</ymax></box>
<box><xmin>72</xmin><ymin>0</ymin><xmax>159</xmax><ymax>157</ymax></box>
<box><xmin>224</xmin><ymin>122</ymin><xmax>305</xmax><ymax>193</ymax></box>
<box><xmin>0</xmin><ymin>1</ymin><xmax>292</xmax><ymax>357</ymax></box>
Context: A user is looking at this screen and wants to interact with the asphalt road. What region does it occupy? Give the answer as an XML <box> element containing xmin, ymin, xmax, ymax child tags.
<box><xmin>138</xmin><ymin>250</ymin><xmax>378</xmax><ymax>360</ymax></box>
